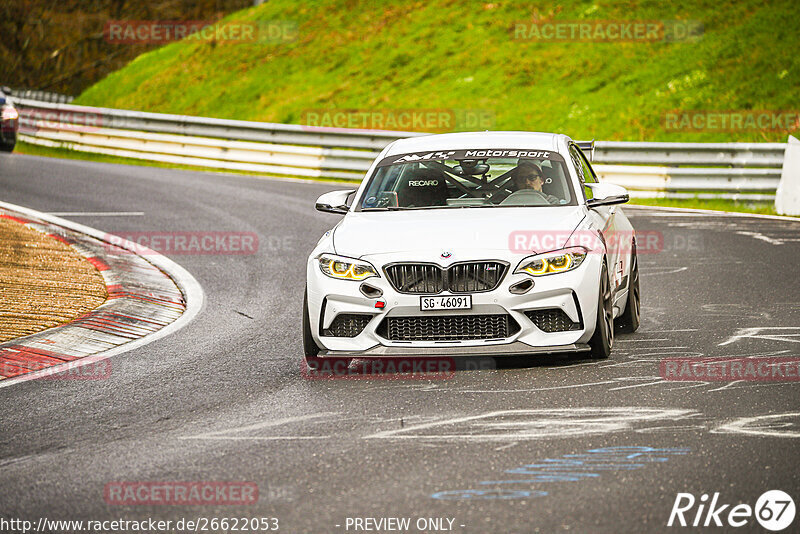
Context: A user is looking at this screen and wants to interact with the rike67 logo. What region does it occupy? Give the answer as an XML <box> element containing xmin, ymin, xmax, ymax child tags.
<box><xmin>668</xmin><ymin>490</ymin><xmax>795</xmax><ymax>531</ymax></box>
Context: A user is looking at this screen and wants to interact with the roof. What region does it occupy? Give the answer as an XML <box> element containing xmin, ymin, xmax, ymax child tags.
<box><xmin>383</xmin><ymin>131</ymin><xmax>567</xmax><ymax>156</ymax></box>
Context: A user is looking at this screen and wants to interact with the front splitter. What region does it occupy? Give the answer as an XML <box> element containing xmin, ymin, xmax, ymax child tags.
<box><xmin>319</xmin><ymin>341</ymin><xmax>591</xmax><ymax>358</ymax></box>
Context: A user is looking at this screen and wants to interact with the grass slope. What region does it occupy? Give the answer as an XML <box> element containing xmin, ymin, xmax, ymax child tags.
<box><xmin>76</xmin><ymin>0</ymin><xmax>800</xmax><ymax>142</ymax></box>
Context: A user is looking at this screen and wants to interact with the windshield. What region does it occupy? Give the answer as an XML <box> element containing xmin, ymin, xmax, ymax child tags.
<box><xmin>357</xmin><ymin>149</ymin><xmax>577</xmax><ymax>210</ymax></box>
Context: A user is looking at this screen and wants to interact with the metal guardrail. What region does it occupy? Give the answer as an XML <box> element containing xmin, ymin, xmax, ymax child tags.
<box><xmin>7</xmin><ymin>90</ymin><xmax>74</xmax><ymax>104</ymax></box>
<box><xmin>13</xmin><ymin>98</ymin><xmax>787</xmax><ymax>200</ymax></box>
<box><xmin>593</xmin><ymin>141</ymin><xmax>786</xmax><ymax>167</ymax></box>
<box><xmin>15</xmin><ymin>98</ymin><xmax>416</xmax><ymax>148</ymax></box>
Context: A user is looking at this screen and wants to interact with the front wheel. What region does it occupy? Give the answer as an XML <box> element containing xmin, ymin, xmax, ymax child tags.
<box><xmin>302</xmin><ymin>291</ymin><xmax>353</xmax><ymax>375</ymax></box>
<box><xmin>616</xmin><ymin>246</ymin><xmax>641</xmax><ymax>333</ymax></box>
<box><xmin>589</xmin><ymin>262</ymin><xmax>613</xmax><ymax>359</ymax></box>
<box><xmin>302</xmin><ymin>289</ymin><xmax>320</xmax><ymax>359</ymax></box>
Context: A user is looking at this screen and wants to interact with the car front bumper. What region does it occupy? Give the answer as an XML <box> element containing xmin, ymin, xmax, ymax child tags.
<box><xmin>306</xmin><ymin>252</ymin><xmax>603</xmax><ymax>357</ymax></box>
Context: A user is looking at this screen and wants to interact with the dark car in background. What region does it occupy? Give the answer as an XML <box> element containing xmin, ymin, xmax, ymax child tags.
<box><xmin>1</xmin><ymin>86</ymin><xmax>19</xmax><ymax>152</ymax></box>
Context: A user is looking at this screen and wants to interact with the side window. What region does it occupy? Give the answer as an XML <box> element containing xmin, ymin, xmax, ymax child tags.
<box><xmin>568</xmin><ymin>146</ymin><xmax>585</xmax><ymax>182</ymax></box>
<box><xmin>568</xmin><ymin>145</ymin><xmax>593</xmax><ymax>200</ymax></box>
<box><xmin>577</xmin><ymin>149</ymin><xmax>598</xmax><ymax>184</ymax></box>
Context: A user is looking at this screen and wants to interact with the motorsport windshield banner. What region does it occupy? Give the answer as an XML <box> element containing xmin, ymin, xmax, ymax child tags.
<box><xmin>377</xmin><ymin>149</ymin><xmax>564</xmax><ymax>167</ymax></box>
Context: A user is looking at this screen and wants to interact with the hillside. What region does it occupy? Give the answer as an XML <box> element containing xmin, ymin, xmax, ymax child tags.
<box><xmin>0</xmin><ymin>0</ymin><xmax>251</xmax><ymax>95</ymax></box>
<box><xmin>75</xmin><ymin>0</ymin><xmax>800</xmax><ymax>142</ymax></box>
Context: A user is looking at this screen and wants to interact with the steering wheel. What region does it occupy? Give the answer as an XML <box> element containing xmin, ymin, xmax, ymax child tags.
<box><xmin>499</xmin><ymin>190</ymin><xmax>552</xmax><ymax>206</ymax></box>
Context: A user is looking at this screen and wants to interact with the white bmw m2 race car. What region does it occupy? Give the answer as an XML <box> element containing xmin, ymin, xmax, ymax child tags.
<box><xmin>303</xmin><ymin>132</ymin><xmax>640</xmax><ymax>362</ymax></box>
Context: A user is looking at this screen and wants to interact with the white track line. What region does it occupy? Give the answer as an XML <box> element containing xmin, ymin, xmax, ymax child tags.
<box><xmin>719</xmin><ymin>327</ymin><xmax>800</xmax><ymax>346</ymax></box>
<box><xmin>736</xmin><ymin>231</ymin><xmax>785</xmax><ymax>245</ymax></box>
<box><xmin>448</xmin><ymin>380</ymin><xmax>620</xmax><ymax>393</ymax></box>
<box><xmin>180</xmin><ymin>413</ymin><xmax>338</xmax><ymax>440</ymax></box>
<box><xmin>608</xmin><ymin>380</ymin><xmax>665</xmax><ymax>391</ymax></box>
<box><xmin>47</xmin><ymin>211</ymin><xmax>145</xmax><ymax>216</ymax></box>
<box><xmin>641</xmin><ymin>267</ymin><xmax>689</xmax><ymax>276</ymax></box>
<box><xmin>712</xmin><ymin>412</ymin><xmax>800</xmax><ymax>438</ymax></box>
<box><xmin>0</xmin><ymin>200</ymin><xmax>205</xmax><ymax>389</ymax></box>
<box><xmin>183</xmin><ymin>436</ymin><xmax>331</xmax><ymax>441</ymax></box>
<box><xmin>638</xmin><ymin>329</ymin><xmax>699</xmax><ymax>333</ymax></box>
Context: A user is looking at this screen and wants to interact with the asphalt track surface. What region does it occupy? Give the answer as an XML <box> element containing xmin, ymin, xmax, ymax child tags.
<box><xmin>1</xmin><ymin>153</ymin><xmax>799</xmax><ymax>533</ymax></box>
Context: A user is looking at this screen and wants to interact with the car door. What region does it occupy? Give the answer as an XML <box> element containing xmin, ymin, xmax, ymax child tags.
<box><xmin>569</xmin><ymin>143</ymin><xmax>621</xmax><ymax>291</ymax></box>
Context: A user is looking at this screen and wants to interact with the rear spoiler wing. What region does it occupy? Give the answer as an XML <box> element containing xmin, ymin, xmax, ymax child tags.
<box><xmin>575</xmin><ymin>140</ymin><xmax>595</xmax><ymax>161</ymax></box>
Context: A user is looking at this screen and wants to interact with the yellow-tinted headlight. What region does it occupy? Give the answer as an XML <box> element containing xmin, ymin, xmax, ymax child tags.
<box><xmin>515</xmin><ymin>247</ymin><xmax>587</xmax><ymax>276</ymax></box>
<box><xmin>318</xmin><ymin>254</ymin><xmax>378</xmax><ymax>281</ymax></box>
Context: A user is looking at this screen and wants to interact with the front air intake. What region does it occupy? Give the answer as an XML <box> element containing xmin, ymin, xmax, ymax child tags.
<box><xmin>377</xmin><ymin>314</ymin><xmax>520</xmax><ymax>341</ymax></box>
<box><xmin>525</xmin><ymin>308</ymin><xmax>581</xmax><ymax>333</ymax></box>
<box><xmin>322</xmin><ymin>314</ymin><xmax>373</xmax><ymax>337</ymax></box>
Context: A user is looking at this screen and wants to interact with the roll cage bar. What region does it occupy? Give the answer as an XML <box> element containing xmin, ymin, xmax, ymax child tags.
<box><xmin>418</xmin><ymin>160</ymin><xmax>519</xmax><ymax>199</ymax></box>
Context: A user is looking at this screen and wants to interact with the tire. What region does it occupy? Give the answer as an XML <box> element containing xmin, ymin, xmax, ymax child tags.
<box><xmin>302</xmin><ymin>289</ymin><xmax>320</xmax><ymax>360</ymax></box>
<box><xmin>616</xmin><ymin>246</ymin><xmax>641</xmax><ymax>334</ymax></box>
<box><xmin>302</xmin><ymin>290</ymin><xmax>353</xmax><ymax>375</ymax></box>
<box><xmin>0</xmin><ymin>127</ymin><xmax>15</xmax><ymax>152</ymax></box>
<box><xmin>589</xmin><ymin>262</ymin><xmax>614</xmax><ymax>359</ymax></box>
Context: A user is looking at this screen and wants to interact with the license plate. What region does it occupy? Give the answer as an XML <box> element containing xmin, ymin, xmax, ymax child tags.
<box><xmin>420</xmin><ymin>295</ymin><xmax>472</xmax><ymax>311</ymax></box>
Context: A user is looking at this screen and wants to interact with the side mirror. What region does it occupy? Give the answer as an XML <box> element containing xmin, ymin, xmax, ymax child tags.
<box><xmin>585</xmin><ymin>183</ymin><xmax>629</xmax><ymax>208</ymax></box>
<box><xmin>315</xmin><ymin>189</ymin><xmax>355</xmax><ymax>215</ymax></box>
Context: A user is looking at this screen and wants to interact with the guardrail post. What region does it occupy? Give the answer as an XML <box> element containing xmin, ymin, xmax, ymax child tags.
<box><xmin>775</xmin><ymin>135</ymin><xmax>800</xmax><ymax>215</ymax></box>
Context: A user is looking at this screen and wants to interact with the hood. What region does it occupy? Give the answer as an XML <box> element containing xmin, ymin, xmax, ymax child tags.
<box><xmin>332</xmin><ymin>206</ymin><xmax>587</xmax><ymax>259</ymax></box>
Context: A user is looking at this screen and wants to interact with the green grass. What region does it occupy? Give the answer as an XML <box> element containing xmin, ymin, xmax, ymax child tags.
<box><xmin>75</xmin><ymin>0</ymin><xmax>800</xmax><ymax>142</ymax></box>
<box><xmin>627</xmin><ymin>197</ymin><xmax>790</xmax><ymax>216</ymax></box>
